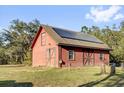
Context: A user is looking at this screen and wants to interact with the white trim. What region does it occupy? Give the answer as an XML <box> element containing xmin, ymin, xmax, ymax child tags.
<box><xmin>68</xmin><ymin>50</ymin><xmax>75</xmax><ymax>60</ymax></box>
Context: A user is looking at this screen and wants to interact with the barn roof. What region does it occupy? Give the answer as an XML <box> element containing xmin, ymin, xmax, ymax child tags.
<box><xmin>31</xmin><ymin>25</ymin><xmax>111</xmax><ymax>50</ymax></box>
<box><xmin>52</xmin><ymin>27</ymin><xmax>103</xmax><ymax>44</ymax></box>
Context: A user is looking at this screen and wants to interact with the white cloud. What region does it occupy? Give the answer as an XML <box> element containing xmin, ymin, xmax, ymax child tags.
<box><xmin>113</xmin><ymin>13</ymin><xmax>124</xmax><ymax>20</ymax></box>
<box><xmin>85</xmin><ymin>6</ymin><xmax>123</xmax><ymax>22</ymax></box>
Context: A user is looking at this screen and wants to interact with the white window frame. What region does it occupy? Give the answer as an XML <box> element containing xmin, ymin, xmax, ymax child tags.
<box><xmin>68</xmin><ymin>50</ymin><xmax>75</xmax><ymax>60</ymax></box>
<box><xmin>99</xmin><ymin>53</ymin><xmax>104</xmax><ymax>60</ymax></box>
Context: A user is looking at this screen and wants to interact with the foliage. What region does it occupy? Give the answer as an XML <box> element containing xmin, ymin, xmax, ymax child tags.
<box><xmin>81</xmin><ymin>21</ymin><xmax>124</xmax><ymax>64</ymax></box>
<box><xmin>81</xmin><ymin>26</ymin><xmax>89</xmax><ymax>33</ymax></box>
<box><xmin>0</xmin><ymin>19</ymin><xmax>41</xmax><ymax>65</ymax></box>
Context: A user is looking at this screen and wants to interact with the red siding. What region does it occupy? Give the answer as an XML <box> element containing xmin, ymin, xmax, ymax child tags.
<box><xmin>32</xmin><ymin>28</ymin><xmax>59</xmax><ymax>67</ymax></box>
<box><xmin>59</xmin><ymin>46</ymin><xmax>109</xmax><ymax>67</ymax></box>
<box><xmin>94</xmin><ymin>50</ymin><xmax>109</xmax><ymax>65</ymax></box>
<box><xmin>60</xmin><ymin>46</ymin><xmax>83</xmax><ymax>67</ymax></box>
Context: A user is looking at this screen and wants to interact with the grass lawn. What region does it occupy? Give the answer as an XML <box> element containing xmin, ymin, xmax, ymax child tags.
<box><xmin>0</xmin><ymin>65</ymin><xmax>124</xmax><ymax>87</ymax></box>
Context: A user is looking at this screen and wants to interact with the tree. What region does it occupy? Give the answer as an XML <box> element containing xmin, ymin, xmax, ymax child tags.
<box><xmin>0</xmin><ymin>33</ymin><xmax>3</xmax><ymax>46</ymax></box>
<box><xmin>120</xmin><ymin>21</ymin><xmax>124</xmax><ymax>31</ymax></box>
<box><xmin>81</xmin><ymin>26</ymin><xmax>89</xmax><ymax>34</ymax></box>
<box><xmin>1</xmin><ymin>19</ymin><xmax>41</xmax><ymax>64</ymax></box>
<box><xmin>112</xmin><ymin>24</ymin><xmax>117</xmax><ymax>31</ymax></box>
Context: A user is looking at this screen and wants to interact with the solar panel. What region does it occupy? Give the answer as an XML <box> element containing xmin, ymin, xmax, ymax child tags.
<box><xmin>52</xmin><ymin>27</ymin><xmax>103</xmax><ymax>44</ymax></box>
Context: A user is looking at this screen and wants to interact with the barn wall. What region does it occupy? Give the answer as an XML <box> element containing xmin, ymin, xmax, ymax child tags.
<box><xmin>94</xmin><ymin>50</ymin><xmax>109</xmax><ymax>66</ymax></box>
<box><xmin>60</xmin><ymin>46</ymin><xmax>110</xmax><ymax>67</ymax></box>
<box><xmin>32</xmin><ymin>28</ymin><xmax>59</xmax><ymax>67</ymax></box>
<box><xmin>60</xmin><ymin>46</ymin><xmax>83</xmax><ymax>67</ymax></box>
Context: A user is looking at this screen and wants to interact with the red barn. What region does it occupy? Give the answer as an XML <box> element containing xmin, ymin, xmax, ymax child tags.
<box><xmin>31</xmin><ymin>25</ymin><xmax>111</xmax><ymax>67</ymax></box>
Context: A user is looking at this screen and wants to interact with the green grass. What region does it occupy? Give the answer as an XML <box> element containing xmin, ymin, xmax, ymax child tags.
<box><xmin>0</xmin><ymin>65</ymin><xmax>124</xmax><ymax>87</ymax></box>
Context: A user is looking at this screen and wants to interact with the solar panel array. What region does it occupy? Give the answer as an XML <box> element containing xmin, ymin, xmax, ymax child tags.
<box><xmin>52</xmin><ymin>27</ymin><xmax>103</xmax><ymax>44</ymax></box>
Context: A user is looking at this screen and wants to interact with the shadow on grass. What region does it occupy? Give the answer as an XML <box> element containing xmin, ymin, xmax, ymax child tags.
<box><xmin>78</xmin><ymin>71</ymin><xmax>124</xmax><ymax>87</ymax></box>
<box><xmin>102</xmin><ymin>73</ymin><xmax>124</xmax><ymax>87</ymax></box>
<box><xmin>78</xmin><ymin>74</ymin><xmax>111</xmax><ymax>87</ymax></box>
<box><xmin>0</xmin><ymin>80</ymin><xmax>33</xmax><ymax>87</ymax></box>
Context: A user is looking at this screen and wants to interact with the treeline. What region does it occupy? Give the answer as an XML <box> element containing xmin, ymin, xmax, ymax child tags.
<box><xmin>0</xmin><ymin>19</ymin><xmax>41</xmax><ymax>65</ymax></box>
<box><xmin>81</xmin><ymin>21</ymin><xmax>124</xmax><ymax>65</ymax></box>
<box><xmin>0</xmin><ymin>19</ymin><xmax>124</xmax><ymax>65</ymax></box>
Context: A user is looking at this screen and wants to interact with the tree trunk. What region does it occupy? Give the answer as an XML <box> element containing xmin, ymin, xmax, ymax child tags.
<box><xmin>110</xmin><ymin>63</ymin><xmax>116</xmax><ymax>75</ymax></box>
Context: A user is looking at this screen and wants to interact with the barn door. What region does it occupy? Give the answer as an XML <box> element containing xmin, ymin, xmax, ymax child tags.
<box><xmin>83</xmin><ymin>50</ymin><xmax>94</xmax><ymax>66</ymax></box>
<box><xmin>46</xmin><ymin>47</ymin><xmax>56</xmax><ymax>67</ymax></box>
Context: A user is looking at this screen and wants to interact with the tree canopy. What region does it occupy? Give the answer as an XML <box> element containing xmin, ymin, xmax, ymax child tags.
<box><xmin>81</xmin><ymin>21</ymin><xmax>124</xmax><ymax>65</ymax></box>
<box><xmin>0</xmin><ymin>19</ymin><xmax>41</xmax><ymax>65</ymax></box>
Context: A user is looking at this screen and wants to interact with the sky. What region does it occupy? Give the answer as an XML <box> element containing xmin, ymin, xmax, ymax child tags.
<box><xmin>0</xmin><ymin>5</ymin><xmax>124</xmax><ymax>32</ymax></box>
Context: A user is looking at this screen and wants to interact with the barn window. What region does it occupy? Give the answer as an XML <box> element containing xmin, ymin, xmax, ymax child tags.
<box><xmin>69</xmin><ymin>50</ymin><xmax>75</xmax><ymax>60</ymax></box>
<box><xmin>100</xmin><ymin>53</ymin><xmax>104</xmax><ymax>60</ymax></box>
<box><xmin>41</xmin><ymin>32</ymin><xmax>46</xmax><ymax>45</ymax></box>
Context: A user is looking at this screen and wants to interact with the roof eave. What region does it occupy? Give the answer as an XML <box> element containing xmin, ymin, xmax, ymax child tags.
<box><xmin>58</xmin><ymin>43</ymin><xmax>111</xmax><ymax>51</ymax></box>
